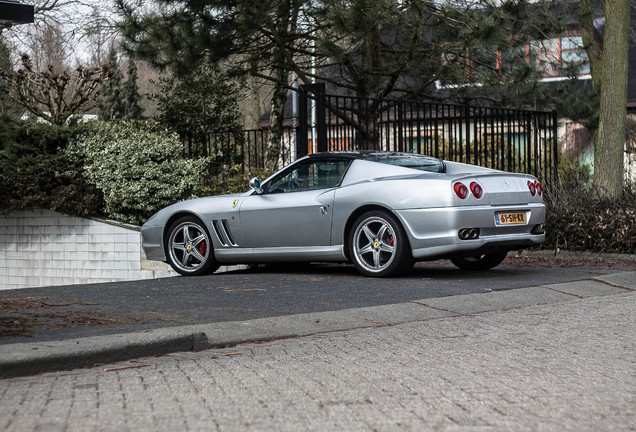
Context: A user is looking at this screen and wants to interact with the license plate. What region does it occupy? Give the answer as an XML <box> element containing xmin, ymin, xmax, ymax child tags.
<box><xmin>495</xmin><ymin>212</ymin><xmax>526</xmax><ymax>226</ymax></box>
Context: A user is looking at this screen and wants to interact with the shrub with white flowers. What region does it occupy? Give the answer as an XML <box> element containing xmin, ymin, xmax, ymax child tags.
<box><xmin>67</xmin><ymin>121</ymin><xmax>209</xmax><ymax>224</ymax></box>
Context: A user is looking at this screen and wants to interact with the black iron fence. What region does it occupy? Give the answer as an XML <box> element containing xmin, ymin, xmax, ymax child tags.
<box><xmin>297</xmin><ymin>87</ymin><xmax>559</xmax><ymax>184</ymax></box>
<box><xmin>206</xmin><ymin>89</ymin><xmax>558</xmax><ymax>184</ymax></box>
<box><xmin>206</xmin><ymin>128</ymin><xmax>295</xmax><ymax>174</ymax></box>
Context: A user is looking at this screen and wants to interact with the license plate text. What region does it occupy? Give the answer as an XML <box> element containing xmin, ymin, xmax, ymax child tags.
<box><xmin>495</xmin><ymin>212</ymin><xmax>526</xmax><ymax>225</ymax></box>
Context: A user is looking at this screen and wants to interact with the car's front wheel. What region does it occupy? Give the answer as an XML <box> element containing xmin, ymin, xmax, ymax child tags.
<box><xmin>450</xmin><ymin>252</ymin><xmax>508</xmax><ymax>271</ymax></box>
<box><xmin>166</xmin><ymin>216</ymin><xmax>219</xmax><ymax>276</ymax></box>
<box><xmin>349</xmin><ymin>210</ymin><xmax>414</xmax><ymax>277</ymax></box>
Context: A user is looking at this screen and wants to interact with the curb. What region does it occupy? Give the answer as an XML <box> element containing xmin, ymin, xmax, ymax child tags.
<box><xmin>514</xmin><ymin>249</ymin><xmax>636</xmax><ymax>261</ymax></box>
<box><xmin>1</xmin><ymin>272</ymin><xmax>635</xmax><ymax>379</ymax></box>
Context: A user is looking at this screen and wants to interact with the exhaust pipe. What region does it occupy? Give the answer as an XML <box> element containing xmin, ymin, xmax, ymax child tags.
<box><xmin>458</xmin><ymin>228</ymin><xmax>480</xmax><ymax>240</ymax></box>
<box><xmin>531</xmin><ymin>223</ymin><xmax>545</xmax><ymax>235</ymax></box>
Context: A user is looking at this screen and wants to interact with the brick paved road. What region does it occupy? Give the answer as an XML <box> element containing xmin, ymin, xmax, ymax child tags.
<box><xmin>1</xmin><ymin>292</ymin><xmax>635</xmax><ymax>431</ymax></box>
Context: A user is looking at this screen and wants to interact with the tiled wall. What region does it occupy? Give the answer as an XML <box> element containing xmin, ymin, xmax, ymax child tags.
<box><xmin>0</xmin><ymin>209</ymin><xmax>176</xmax><ymax>290</ymax></box>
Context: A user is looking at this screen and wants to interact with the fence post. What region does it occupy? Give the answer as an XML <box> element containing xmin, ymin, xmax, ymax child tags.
<box><xmin>296</xmin><ymin>86</ymin><xmax>308</xmax><ymax>158</ymax></box>
<box><xmin>297</xmin><ymin>83</ymin><xmax>326</xmax><ymax>155</ymax></box>
<box><xmin>552</xmin><ymin>110</ymin><xmax>558</xmax><ymax>185</ymax></box>
<box><xmin>397</xmin><ymin>99</ymin><xmax>404</xmax><ymax>152</ymax></box>
<box><xmin>315</xmin><ymin>85</ymin><xmax>327</xmax><ymax>153</ymax></box>
<box><xmin>464</xmin><ymin>100</ymin><xmax>472</xmax><ymax>165</ymax></box>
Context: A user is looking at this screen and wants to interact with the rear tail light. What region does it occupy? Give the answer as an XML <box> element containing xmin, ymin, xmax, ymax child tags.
<box><xmin>453</xmin><ymin>182</ymin><xmax>468</xmax><ymax>199</ymax></box>
<box><xmin>527</xmin><ymin>180</ymin><xmax>542</xmax><ymax>197</ymax></box>
<box><xmin>469</xmin><ymin>182</ymin><xmax>483</xmax><ymax>199</ymax></box>
<box><xmin>454</xmin><ymin>182</ymin><xmax>485</xmax><ymax>199</ymax></box>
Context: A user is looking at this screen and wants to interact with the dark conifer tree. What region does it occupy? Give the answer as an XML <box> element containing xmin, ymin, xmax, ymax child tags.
<box><xmin>116</xmin><ymin>0</ymin><xmax>588</xmax><ymax>150</ymax></box>
<box><xmin>123</xmin><ymin>60</ymin><xmax>144</xmax><ymax>120</ymax></box>
<box><xmin>98</xmin><ymin>47</ymin><xmax>125</xmax><ymax>120</ymax></box>
<box><xmin>0</xmin><ymin>36</ymin><xmax>21</xmax><ymax>118</ymax></box>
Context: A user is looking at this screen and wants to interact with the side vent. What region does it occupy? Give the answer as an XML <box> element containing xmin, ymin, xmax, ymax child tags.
<box><xmin>212</xmin><ymin>219</ymin><xmax>238</xmax><ymax>247</ymax></box>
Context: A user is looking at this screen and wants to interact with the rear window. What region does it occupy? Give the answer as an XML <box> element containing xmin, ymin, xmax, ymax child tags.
<box><xmin>363</xmin><ymin>153</ymin><xmax>445</xmax><ymax>173</ymax></box>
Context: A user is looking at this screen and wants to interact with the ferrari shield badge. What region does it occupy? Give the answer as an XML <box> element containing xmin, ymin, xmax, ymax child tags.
<box><xmin>232</xmin><ymin>199</ymin><xmax>239</xmax><ymax>209</ymax></box>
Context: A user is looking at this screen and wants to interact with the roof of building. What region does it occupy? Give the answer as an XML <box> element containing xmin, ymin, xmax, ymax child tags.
<box><xmin>0</xmin><ymin>0</ymin><xmax>34</xmax><ymax>29</ymax></box>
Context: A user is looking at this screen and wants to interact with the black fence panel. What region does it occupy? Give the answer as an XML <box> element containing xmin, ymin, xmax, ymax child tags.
<box><xmin>296</xmin><ymin>90</ymin><xmax>558</xmax><ymax>184</ymax></box>
<box><xmin>206</xmin><ymin>127</ymin><xmax>295</xmax><ymax>174</ymax></box>
<box><xmin>205</xmin><ymin>91</ymin><xmax>558</xmax><ymax>185</ymax></box>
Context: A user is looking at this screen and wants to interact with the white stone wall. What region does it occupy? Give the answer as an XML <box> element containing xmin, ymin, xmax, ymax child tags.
<box><xmin>626</xmin><ymin>152</ymin><xmax>636</xmax><ymax>186</ymax></box>
<box><xmin>0</xmin><ymin>209</ymin><xmax>176</xmax><ymax>290</ymax></box>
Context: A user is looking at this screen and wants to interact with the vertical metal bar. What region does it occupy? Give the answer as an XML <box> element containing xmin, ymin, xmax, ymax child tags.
<box><xmin>297</xmin><ymin>86</ymin><xmax>308</xmax><ymax>158</ymax></box>
<box><xmin>397</xmin><ymin>99</ymin><xmax>403</xmax><ymax>153</ymax></box>
<box><xmin>315</xmin><ymin>84</ymin><xmax>327</xmax><ymax>153</ymax></box>
<box><xmin>552</xmin><ymin>110</ymin><xmax>558</xmax><ymax>185</ymax></box>
<box><xmin>464</xmin><ymin>101</ymin><xmax>472</xmax><ymax>165</ymax></box>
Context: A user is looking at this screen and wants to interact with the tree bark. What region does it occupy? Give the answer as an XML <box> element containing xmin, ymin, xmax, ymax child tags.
<box><xmin>264</xmin><ymin>0</ymin><xmax>295</xmax><ymax>171</ymax></box>
<box><xmin>265</xmin><ymin>70</ymin><xmax>289</xmax><ymax>171</ymax></box>
<box><xmin>594</xmin><ymin>0</ymin><xmax>629</xmax><ymax>198</ymax></box>
<box><xmin>355</xmin><ymin>26</ymin><xmax>382</xmax><ymax>150</ymax></box>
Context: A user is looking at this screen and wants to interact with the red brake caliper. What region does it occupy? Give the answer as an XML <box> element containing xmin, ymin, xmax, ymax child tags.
<box><xmin>389</xmin><ymin>236</ymin><xmax>394</xmax><ymax>247</ymax></box>
<box><xmin>198</xmin><ymin>241</ymin><xmax>207</xmax><ymax>256</ymax></box>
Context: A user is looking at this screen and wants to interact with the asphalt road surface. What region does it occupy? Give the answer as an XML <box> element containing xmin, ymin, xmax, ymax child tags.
<box><xmin>0</xmin><ymin>256</ymin><xmax>628</xmax><ymax>344</ymax></box>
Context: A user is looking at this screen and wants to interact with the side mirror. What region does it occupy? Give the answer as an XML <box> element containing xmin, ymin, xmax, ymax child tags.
<box><xmin>249</xmin><ymin>177</ymin><xmax>263</xmax><ymax>194</ymax></box>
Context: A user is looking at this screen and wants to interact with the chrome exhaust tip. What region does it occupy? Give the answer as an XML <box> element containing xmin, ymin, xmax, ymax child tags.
<box><xmin>458</xmin><ymin>228</ymin><xmax>480</xmax><ymax>240</ymax></box>
<box><xmin>531</xmin><ymin>223</ymin><xmax>545</xmax><ymax>235</ymax></box>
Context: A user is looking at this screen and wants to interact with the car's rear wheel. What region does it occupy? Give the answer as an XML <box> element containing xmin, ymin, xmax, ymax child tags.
<box><xmin>166</xmin><ymin>216</ymin><xmax>219</xmax><ymax>276</ymax></box>
<box><xmin>450</xmin><ymin>252</ymin><xmax>508</xmax><ymax>271</ymax></box>
<box><xmin>349</xmin><ymin>210</ymin><xmax>413</xmax><ymax>277</ymax></box>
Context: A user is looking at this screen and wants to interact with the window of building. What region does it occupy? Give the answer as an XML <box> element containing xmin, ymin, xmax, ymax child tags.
<box><xmin>438</xmin><ymin>31</ymin><xmax>590</xmax><ymax>87</ymax></box>
<box><xmin>530</xmin><ymin>34</ymin><xmax>589</xmax><ymax>78</ymax></box>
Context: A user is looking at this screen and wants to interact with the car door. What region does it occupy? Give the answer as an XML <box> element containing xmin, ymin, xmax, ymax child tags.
<box><xmin>238</xmin><ymin>158</ymin><xmax>350</xmax><ymax>248</ymax></box>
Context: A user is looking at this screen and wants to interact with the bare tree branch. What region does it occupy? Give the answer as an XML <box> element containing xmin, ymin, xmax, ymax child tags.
<box><xmin>0</xmin><ymin>54</ymin><xmax>112</xmax><ymax>124</ymax></box>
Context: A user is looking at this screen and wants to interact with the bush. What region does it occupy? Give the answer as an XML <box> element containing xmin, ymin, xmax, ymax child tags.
<box><xmin>543</xmin><ymin>174</ymin><xmax>636</xmax><ymax>255</ymax></box>
<box><xmin>0</xmin><ymin>116</ymin><xmax>103</xmax><ymax>216</ymax></box>
<box><xmin>66</xmin><ymin>121</ymin><xmax>209</xmax><ymax>224</ymax></box>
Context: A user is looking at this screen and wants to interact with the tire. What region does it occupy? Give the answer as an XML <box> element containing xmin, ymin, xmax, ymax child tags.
<box><xmin>450</xmin><ymin>252</ymin><xmax>508</xmax><ymax>271</ymax></box>
<box><xmin>165</xmin><ymin>216</ymin><xmax>220</xmax><ymax>276</ymax></box>
<box><xmin>349</xmin><ymin>210</ymin><xmax>414</xmax><ymax>277</ymax></box>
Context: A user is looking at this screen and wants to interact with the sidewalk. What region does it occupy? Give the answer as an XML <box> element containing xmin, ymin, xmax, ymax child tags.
<box><xmin>1</xmin><ymin>271</ymin><xmax>634</xmax><ymax>379</ymax></box>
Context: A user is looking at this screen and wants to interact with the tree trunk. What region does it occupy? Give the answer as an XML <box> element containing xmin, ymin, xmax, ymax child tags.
<box><xmin>265</xmin><ymin>72</ymin><xmax>288</xmax><ymax>171</ymax></box>
<box><xmin>579</xmin><ymin>0</ymin><xmax>602</xmax><ymax>131</ymax></box>
<box><xmin>264</xmin><ymin>0</ymin><xmax>294</xmax><ymax>171</ymax></box>
<box><xmin>594</xmin><ymin>0</ymin><xmax>629</xmax><ymax>198</ymax></box>
<box><xmin>355</xmin><ymin>27</ymin><xmax>382</xmax><ymax>150</ymax></box>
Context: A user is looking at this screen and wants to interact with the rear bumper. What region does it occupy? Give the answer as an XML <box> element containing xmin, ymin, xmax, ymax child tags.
<box><xmin>396</xmin><ymin>203</ymin><xmax>546</xmax><ymax>260</ymax></box>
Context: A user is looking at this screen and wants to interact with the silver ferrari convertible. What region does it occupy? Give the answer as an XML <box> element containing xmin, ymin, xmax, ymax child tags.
<box><xmin>141</xmin><ymin>152</ymin><xmax>546</xmax><ymax>277</ymax></box>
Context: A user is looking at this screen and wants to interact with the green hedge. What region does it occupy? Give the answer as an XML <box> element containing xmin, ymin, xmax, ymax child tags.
<box><xmin>0</xmin><ymin>116</ymin><xmax>103</xmax><ymax>216</ymax></box>
<box><xmin>66</xmin><ymin>121</ymin><xmax>209</xmax><ymax>224</ymax></box>
<box><xmin>1</xmin><ymin>117</ymin><xmax>209</xmax><ymax>225</ymax></box>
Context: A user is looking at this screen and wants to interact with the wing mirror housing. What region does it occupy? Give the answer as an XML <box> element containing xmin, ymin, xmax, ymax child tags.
<box><xmin>249</xmin><ymin>177</ymin><xmax>263</xmax><ymax>194</ymax></box>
